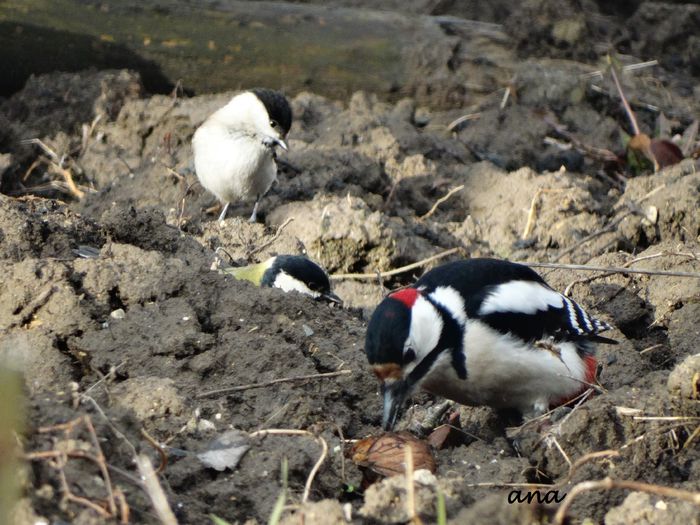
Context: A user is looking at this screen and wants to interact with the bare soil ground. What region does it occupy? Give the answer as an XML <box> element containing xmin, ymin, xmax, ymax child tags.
<box><xmin>1</xmin><ymin>1</ymin><xmax>700</xmax><ymax>524</ymax></box>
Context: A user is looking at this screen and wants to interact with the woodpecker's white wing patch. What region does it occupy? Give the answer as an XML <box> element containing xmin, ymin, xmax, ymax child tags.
<box><xmin>273</xmin><ymin>271</ymin><xmax>320</xmax><ymax>298</ymax></box>
<box><xmin>478</xmin><ymin>280</ymin><xmax>564</xmax><ymax>316</ymax></box>
<box><xmin>429</xmin><ymin>286</ymin><xmax>467</xmax><ymax>325</ymax></box>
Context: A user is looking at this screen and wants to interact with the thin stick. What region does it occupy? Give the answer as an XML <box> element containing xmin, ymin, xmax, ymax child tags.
<box><xmin>141</xmin><ymin>428</ymin><xmax>169</xmax><ymax>474</ymax></box>
<box><xmin>56</xmin><ymin>458</ymin><xmax>112</xmax><ymax>517</ymax></box>
<box><xmin>552</xmin><ymin>211</ymin><xmax>633</xmax><ymax>262</ymax></box>
<box><xmin>247</xmin><ymin>217</ymin><xmax>295</xmax><ymax>257</ymax></box>
<box><xmin>196</xmin><ymin>370</ymin><xmax>351</xmax><ymax>398</ymax></box>
<box><xmin>447</xmin><ymin>112</ymin><xmax>481</xmax><ymax>132</ymax></box>
<box><xmin>548</xmin><ymin>436</ymin><xmax>573</xmax><ymax>469</ymax></box>
<box><xmin>608</xmin><ymin>55</ymin><xmax>640</xmax><ymax>136</ymax></box>
<box><xmin>404</xmin><ymin>446</ymin><xmax>419</xmax><ymax>525</ymax></box>
<box><xmin>249</xmin><ymin>429</ymin><xmax>328</xmax><ymax>503</ymax></box>
<box><xmin>48</xmin><ymin>161</ymin><xmax>85</xmax><ymax>199</ymax></box>
<box><xmin>418</xmin><ymin>185</ymin><xmax>464</xmax><ymax>221</ymax></box>
<box><xmin>331</xmin><ymin>247</ymin><xmax>461</xmax><ymax>280</ymax></box>
<box><xmin>83</xmin><ymin>416</ymin><xmax>118</xmax><ymax>516</ymax></box>
<box><xmin>639</xmin><ymin>343</ymin><xmax>664</xmax><ymax>355</ymax></box>
<box><xmin>136</xmin><ymin>454</ymin><xmax>178</xmax><ymax>525</ymax></box>
<box><xmin>521</xmin><ymin>261</ymin><xmax>700</xmax><ymax>279</ymax></box>
<box><xmin>521</xmin><ymin>188</ymin><xmax>565</xmax><ymax>239</ymax></box>
<box><xmin>553</xmin><ymin>476</ymin><xmax>700</xmax><ymax>525</ymax></box>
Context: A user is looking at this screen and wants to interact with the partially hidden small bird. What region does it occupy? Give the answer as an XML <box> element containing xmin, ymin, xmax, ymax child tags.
<box><xmin>364</xmin><ymin>258</ymin><xmax>617</xmax><ymax>430</ymax></box>
<box><xmin>193</xmin><ymin>88</ymin><xmax>293</xmax><ymax>223</ymax></box>
<box><xmin>221</xmin><ymin>255</ymin><xmax>341</xmax><ymax>304</ymax></box>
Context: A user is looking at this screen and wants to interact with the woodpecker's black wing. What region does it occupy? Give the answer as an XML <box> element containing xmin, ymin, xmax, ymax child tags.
<box><xmin>416</xmin><ymin>259</ymin><xmax>616</xmax><ymax>345</ymax></box>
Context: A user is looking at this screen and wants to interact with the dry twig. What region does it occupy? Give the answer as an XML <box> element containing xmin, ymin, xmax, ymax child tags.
<box><xmin>608</xmin><ymin>56</ymin><xmax>640</xmax><ymax>136</ymax></box>
<box><xmin>331</xmin><ymin>247</ymin><xmax>461</xmax><ymax>280</ymax></box>
<box><xmin>553</xmin><ymin>476</ymin><xmax>700</xmax><ymax>525</ymax></box>
<box><xmin>136</xmin><ymin>454</ymin><xmax>178</xmax><ymax>525</ymax></box>
<box><xmin>523</xmin><ymin>261</ymin><xmax>700</xmax><ymax>279</ymax></box>
<box><xmin>196</xmin><ymin>370</ymin><xmax>352</xmax><ymax>398</ymax></box>
<box><xmin>521</xmin><ymin>188</ymin><xmax>565</xmax><ymax>239</ymax></box>
<box><xmin>247</xmin><ymin>217</ymin><xmax>295</xmax><ymax>258</ymax></box>
<box><xmin>418</xmin><ymin>185</ymin><xmax>464</xmax><ymax>221</ymax></box>
<box><xmin>447</xmin><ymin>112</ymin><xmax>481</xmax><ymax>132</ymax></box>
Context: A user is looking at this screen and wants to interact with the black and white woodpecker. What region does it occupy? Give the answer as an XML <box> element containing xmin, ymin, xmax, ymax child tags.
<box><xmin>364</xmin><ymin>258</ymin><xmax>617</xmax><ymax>430</ymax></box>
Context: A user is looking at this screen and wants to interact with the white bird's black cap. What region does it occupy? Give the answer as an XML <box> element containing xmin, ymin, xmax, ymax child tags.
<box><xmin>251</xmin><ymin>88</ymin><xmax>293</xmax><ymax>138</ymax></box>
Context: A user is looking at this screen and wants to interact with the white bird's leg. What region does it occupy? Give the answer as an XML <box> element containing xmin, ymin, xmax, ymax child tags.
<box><xmin>218</xmin><ymin>202</ymin><xmax>230</xmax><ymax>222</ymax></box>
<box><xmin>248</xmin><ymin>198</ymin><xmax>260</xmax><ymax>223</ymax></box>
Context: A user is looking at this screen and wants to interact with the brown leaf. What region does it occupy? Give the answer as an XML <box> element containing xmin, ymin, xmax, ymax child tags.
<box><xmin>350</xmin><ymin>431</ymin><xmax>436</xmax><ymax>478</ymax></box>
<box><xmin>649</xmin><ymin>138</ymin><xmax>684</xmax><ymax>168</ymax></box>
<box><xmin>427</xmin><ymin>425</ymin><xmax>452</xmax><ymax>449</ymax></box>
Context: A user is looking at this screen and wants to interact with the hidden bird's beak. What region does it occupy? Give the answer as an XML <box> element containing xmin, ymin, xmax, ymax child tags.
<box><xmin>381</xmin><ymin>379</ymin><xmax>410</xmax><ymax>431</ymax></box>
<box><xmin>321</xmin><ymin>291</ymin><xmax>343</xmax><ymax>305</ymax></box>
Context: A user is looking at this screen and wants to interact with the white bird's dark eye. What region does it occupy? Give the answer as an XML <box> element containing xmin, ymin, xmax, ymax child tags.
<box><xmin>404</xmin><ymin>347</ymin><xmax>416</xmax><ymax>363</ymax></box>
<box><xmin>270</xmin><ymin>120</ymin><xmax>278</xmax><ymax>129</ymax></box>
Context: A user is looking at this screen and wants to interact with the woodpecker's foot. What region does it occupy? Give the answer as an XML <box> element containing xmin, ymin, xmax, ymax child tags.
<box><xmin>410</xmin><ymin>399</ymin><xmax>455</xmax><ymax>436</ymax></box>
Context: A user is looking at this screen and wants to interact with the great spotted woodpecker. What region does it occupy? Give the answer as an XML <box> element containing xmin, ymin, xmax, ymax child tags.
<box><xmin>364</xmin><ymin>258</ymin><xmax>617</xmax><ymax>430</ymax></box>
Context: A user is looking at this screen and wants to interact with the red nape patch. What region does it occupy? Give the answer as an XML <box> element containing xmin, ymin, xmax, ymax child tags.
<box><xmin>390</xmin><ymin>287</ymin><xmax>420</xmax><ymax>307</ymax></box>
<box><xmin>552</xmin><ymin>355</ymin><xmax>599</xmax><ymax>408</ymax></box>
<box><xmin>584</xmin><ymin>355</ymin><xmax>598</xmax><ymax>383</ymax></box>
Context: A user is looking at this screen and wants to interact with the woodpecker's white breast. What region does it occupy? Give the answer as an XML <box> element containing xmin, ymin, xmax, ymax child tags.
<box><xmin>420</xmin><ymin>319</ymin><xmax>587</xmax><ymax>417</ymax></box>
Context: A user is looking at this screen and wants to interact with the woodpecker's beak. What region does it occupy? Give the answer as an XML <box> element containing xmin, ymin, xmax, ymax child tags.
<box><xmin>381</xmin><ymin>379</ymin><xmax>410</xmax><ymax>431</ymax></box>
<box><xmin>321</xmin><ymin>291</ymin><xmax>343</xmax><ymax>305</ymax></box>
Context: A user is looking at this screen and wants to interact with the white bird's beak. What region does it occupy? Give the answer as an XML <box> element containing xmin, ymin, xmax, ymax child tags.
<box><xmin>263</xmin><ymin>136</ymin><xmax>288</xmax><ymax>151</ymax></box>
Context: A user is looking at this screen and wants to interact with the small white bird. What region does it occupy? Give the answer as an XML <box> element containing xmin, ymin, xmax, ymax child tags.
<box><xmin>193</xmin><ymin>89</ymin><xmax>292</xmax><ymax>222</ymax></box>
<box><xmin>364</xmin><ymin>258</ymin><xmax>617</xmax><ymax>430</ymax></box>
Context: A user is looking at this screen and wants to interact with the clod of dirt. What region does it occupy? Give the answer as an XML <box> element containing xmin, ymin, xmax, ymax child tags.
<box><xmin>268</xmin><ymin>194</ymin><xmax>429</xmax><ymax>273</ymax></box>
<box><xmin>605</xmin><ymin>491</ymin><xmax>700</xmax><ymax>525</ymax></box>
<box><xmin>454</xmin><ymin>164</ymin><xmax>605</xmax><ymax>256</ymax></box>
<box><xmin>0</xmin><ymin>196</ymin><xmax>102</xmax><ymax>262</ymax></box>
<box><xmin>450</xmin><ymin>492</ymin><xmax>550</xmax><ymax>525</ymax></box>
<box><xmin>111</xmin><ymin>376</ymin><xmax>185</xmax><ymax>421</ymax></box>
<box><xmin>358</xmin><ymin>468</ymin><xmax>438</xmax><ymax>523</ymax></box>
<box><xmin>0</xmin><ymin>330</ymin><xmax>73</xmax><ymax>395</ymax></box>
<box><xmin>667</xmin><ymin>354</ymin><xmax>700</xmax><ymax>416</ymax></box>
<box><xmin>279</xmin><ymin>499</ymin><xmax>350</xmax><ymax>525</ymax></box>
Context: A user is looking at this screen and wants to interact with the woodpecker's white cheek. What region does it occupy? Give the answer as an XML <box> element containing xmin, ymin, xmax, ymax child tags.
<box><xmin>428</xmin><ymin>286</ymin><xmax>467</xmax><ymax>325</ymax></box>
<box><xmin>478</xmin><ymin>280</ymin><xmax>564</xmax><ymax>315</ymax></box>
<box><xmin>273</xmin><ymin>271</ymin><xmax>320</xmax><ymax>298</ymax></box>
<box><xmin>407</xmin><ymin>296</ymin><xmax>443</xmax><ymax>362</ymax></box>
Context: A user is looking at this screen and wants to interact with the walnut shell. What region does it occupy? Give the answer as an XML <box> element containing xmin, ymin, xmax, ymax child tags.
<box><xmin>350</xmin><ymin>431</ymin><xmax>436</xmax><ymax>478</ymax></box>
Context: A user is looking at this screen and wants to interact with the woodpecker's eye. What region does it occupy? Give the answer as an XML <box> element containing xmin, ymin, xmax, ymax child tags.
<box><xmin>404</xmin><ymin>347</ymin><xmax>416</xmax><ymax>363</ymax></box>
